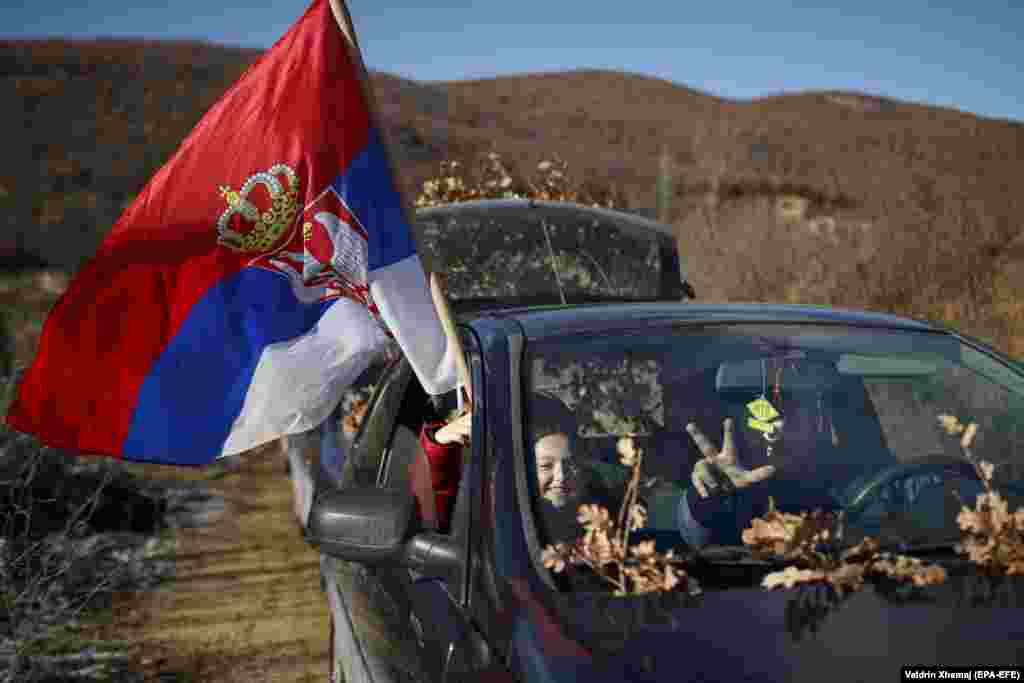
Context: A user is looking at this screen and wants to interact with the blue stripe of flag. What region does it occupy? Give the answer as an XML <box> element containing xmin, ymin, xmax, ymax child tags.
<box><xmin>331</xmin><ymin>127</ymin><xmax>417</xmax><ymax>272</ymax></box>
<box><xmin>123</xmin><ymin>268</ymin><xmax>332</xmax><ymax>464</ymax></box>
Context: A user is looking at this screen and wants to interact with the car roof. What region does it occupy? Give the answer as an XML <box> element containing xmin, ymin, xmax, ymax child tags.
<box><xmin>469</xmin><ymin>302</ymin><xmax>943</xmax><ymax>341</ymax></box>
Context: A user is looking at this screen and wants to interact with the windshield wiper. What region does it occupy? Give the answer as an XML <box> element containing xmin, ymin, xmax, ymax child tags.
<box><xmin>700</xmin><ymin>540</ymin><xmax>965</xmax><ymax>565</ymax></box>
<box><xmin>696</xmin><ymin>545</ymin><xmax>783</xmax><ymax>565</ymax></box>
<box><xmin>873</xmin><ymin>539</ymin><xmax>963</xmax><ymax>556</ymax></box>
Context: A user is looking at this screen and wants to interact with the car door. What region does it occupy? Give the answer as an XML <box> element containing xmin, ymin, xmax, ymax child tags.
<box><xmin>375</xmin><ymin>331</ymin><xmax>495</xmax><ymax>682</ymax></box>
<box><xmin>330</xmin><ymin>347</ymin><xmax>492</xmax><ymax>683</ymax></box>
<box><xmin>376</xmin><ymin>424</ymin><xmax>462</xmax><ymax>682</ymax></box>
<box><xmin>327</xmin><ymin>358</ymin><xmax>433</xmax><ymax>683</ymax></box>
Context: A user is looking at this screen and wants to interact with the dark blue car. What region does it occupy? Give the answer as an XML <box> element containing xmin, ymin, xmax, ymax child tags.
<box><xmin>303</xmin><ymin>200</ymin><xmax>1024</xmax><ymax>682</ymax></box>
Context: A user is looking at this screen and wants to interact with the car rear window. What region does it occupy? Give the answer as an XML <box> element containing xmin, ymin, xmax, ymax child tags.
<box><xmin>414</xmin><ymin>208</ymin><xmax>672</xmax><ymax>302</ymax></box>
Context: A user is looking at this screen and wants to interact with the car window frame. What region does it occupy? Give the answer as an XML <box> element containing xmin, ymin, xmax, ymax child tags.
<box><xmin>453</xmin><ymin>330</ymin><xmax>485</xmax><ymax>606</ymax></box>
<box><xmin>508</xmin><ymin>330</ymin><xmax>561</xmax><ymax>589</ymax></box>
<box><xmin>317</xmin><ymin>359</ymin><xmax>393</xmax><ymax>491</ymax></box>
<box><xmin>339</xmin><ymin>356</ymin><xmax>411</xmax><ymax>490</ymax></box>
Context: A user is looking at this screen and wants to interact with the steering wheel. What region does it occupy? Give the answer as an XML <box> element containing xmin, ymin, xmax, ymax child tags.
<box><xmin>840</xmin><ymin>455</ymin><xmax>981</xmax><ymax>530</ymax></box>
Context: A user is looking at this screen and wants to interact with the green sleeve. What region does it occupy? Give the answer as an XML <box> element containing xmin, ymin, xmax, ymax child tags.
<box><xmin>587</xmin><ymin>460</ymin><xmax>630</xmax><ymax>490</ymax></box>
<box><xmin>646</xmin><ymin>481</ymin><xmax>685</xmax><ymax>529</ymax></box>
<box><xmin>585</xmin><ymin>461</ymin><xmax>685</xmax><ymax>530</ymax></box>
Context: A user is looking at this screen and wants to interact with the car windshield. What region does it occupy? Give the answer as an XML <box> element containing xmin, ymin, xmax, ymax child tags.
<box><xmin>414</xmin><ymin>203</ymin><xmax>679</xmax><ymax>302</ymax></box>
<box><xmin>523</xmin><ymin>323</ymin><xmax>1024</xmax><ymax>585</ymax></box>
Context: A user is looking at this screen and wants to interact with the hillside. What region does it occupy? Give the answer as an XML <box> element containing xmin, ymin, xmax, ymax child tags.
<box><xmin>2</xmin><ymin>38</ymin><xmax>1023</xmax><ymax>354</ymax></box>
<box><xmin>438</xmin><ymin>69</ymin><xmax>1023</xmax><ymax>232</ymax></box>
<box><xmin>3</xmin><ymin>39</ymin><xmax>1020</xmax><ymax>263</ymax></box>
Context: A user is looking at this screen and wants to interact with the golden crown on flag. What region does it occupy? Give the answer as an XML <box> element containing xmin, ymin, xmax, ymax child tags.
<box><xmin>217</xmin><ymin>164</ymin><xmax>301</xmax><ymax>253</ymax></box>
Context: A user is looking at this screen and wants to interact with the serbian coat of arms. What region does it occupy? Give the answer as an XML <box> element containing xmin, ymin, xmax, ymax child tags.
<box><xmin>215</xmin><ymin>163</ymin><xmax>378</xmax><ymax>313</ymax></box>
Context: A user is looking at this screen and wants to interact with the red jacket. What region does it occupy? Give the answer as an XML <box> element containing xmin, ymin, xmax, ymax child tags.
<box><xmin>418</xmin><ymin>421</ymin><xmax>463</xmax><ymax>531</ymax></box>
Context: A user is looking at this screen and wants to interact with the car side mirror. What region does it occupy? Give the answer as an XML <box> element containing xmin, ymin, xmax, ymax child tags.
<box><xmin>306</xmin><ymin>487</ymin><xmax>414</xmax><ymax>564</ymax></box>
<box><xmin>306</xmin><ymin>487</ymin><xmax>462</xmax><ymax>580</ymax></box>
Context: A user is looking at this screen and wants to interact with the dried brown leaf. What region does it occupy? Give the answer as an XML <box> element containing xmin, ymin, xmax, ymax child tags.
<box><xmin>937</xmin><ymin>414</ymin><xmax>965</xmax><ymax>435</ymax></box>
<box><xmin>577</xmin><ymin>504</ymin><xmax>611</xmax><ymax>531</ymax></box>
<box><xmin>961</xmin><ymin>423</ymin><xmax>979</xmax><ymax>450</ymax></box>
<box><xmin>628</xmin><ymin>504</ymin><xmax>648</xmax><ymax>532</ymax></box>
<box><xmin>762</xmin><ymin>566</ymin><xmax>827</xmax><ymax>590</ymax></box>
<box><xmin>616</xmin><ymin>436</ymin><xmax>639</xmax><ymax>467</ymax></box>
<box><xmin>827</xmin><ymin>562</ymin><xmax>866</xmax><ymax>595</ymax></box>
<box><xmin>541</xmin><ymin>545</ymin><xmax>567</xmax><ymax>573</ymax></box>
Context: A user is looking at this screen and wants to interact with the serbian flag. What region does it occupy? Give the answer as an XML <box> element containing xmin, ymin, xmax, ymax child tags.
<box><xmin>6</xmin><ymin>0</ymin><xmax>457</xmax><ymax>464</ymax></box>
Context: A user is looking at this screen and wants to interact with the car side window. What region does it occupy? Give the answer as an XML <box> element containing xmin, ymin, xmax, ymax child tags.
<box><xmin>384</xmin><ymin>424</ymin><xmax>439</xmax><ymax>530</ymax></box>
<box><xmin>378</xmin><ymin>366</ymin><xmax>447</xmax><ymax>529</ymax></box>
<box><xmin>381</xmin><ymin>339</ymin><xmax>478</xmax><ymax>536</ymax></box>
<box><xmin>340</xmin><ymin>359</ymin><xmax>412</xmax><ymax>489</ymax></box>
<box><xmin>865</xmin><ymin>368</ymin><xmax>1024</xmax><ymax>469</ymax></box>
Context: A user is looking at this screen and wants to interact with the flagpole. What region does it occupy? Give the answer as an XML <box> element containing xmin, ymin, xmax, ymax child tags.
<box><xmin>429</xmin><ymin>272</ymin><xmax>473</xmax><ymax>403</ymax></box>
<box><xmin>327</xmin><ymin>0</ymin><xmax>407</xmax><ymax>218</ymax></box>
<box><xmin>326</xmin><ymin>0</ymin><xmax>412</xmax><ymax>228</ymax></box>
<box><xmin>327</xmin><ymin>0</ymin><xmax>471</xmax><ymax>401</ymax></box>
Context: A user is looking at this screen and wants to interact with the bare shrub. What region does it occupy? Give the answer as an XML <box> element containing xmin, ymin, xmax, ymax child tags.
<box><xmin>0</xmin><ymin>376</ymin><xmax>168</xmax><ymax>679</ymax></box>
<box><xmin>677</xmin><ymin>191</ymin><xmax>872</xmax><ymax>304</ymax></box>
<box><xmin>670</xmin><ymin>159</ymin><xmax>1023</xmax><ymax>360</ymax></box>
<box><xmin>416</xmin><ymin>150</ymin><xmax>627</xmax><ymax>209</ymax></box>
<box><xmin>0</xmin><ymin>433</ymin><xmax>114</xmax><ymax>678</ymax></box>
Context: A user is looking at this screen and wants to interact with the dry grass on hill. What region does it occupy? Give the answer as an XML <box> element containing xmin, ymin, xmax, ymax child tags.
<box><xmin>2</xmin><ymin>39</ymin><xmax>1022</xmax><ymax>356</ymax></box>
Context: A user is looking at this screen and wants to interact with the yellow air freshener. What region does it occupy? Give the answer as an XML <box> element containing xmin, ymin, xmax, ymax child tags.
<box><xmin>746</xmin><ymin>397</ymin><xmax>780</xmax><ymax>422</ymax></box>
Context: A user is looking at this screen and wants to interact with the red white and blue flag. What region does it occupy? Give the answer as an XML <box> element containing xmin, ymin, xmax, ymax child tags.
<box><xmin>6</xmin><ymin>0</ymin><xmax>457</xmax><ymax>465</ymax></box>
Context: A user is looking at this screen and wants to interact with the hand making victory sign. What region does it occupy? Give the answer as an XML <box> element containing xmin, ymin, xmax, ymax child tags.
<box><xmin>686</xmin><ymin>418</ymin><xmax>777</xmax><ymax>498</ymax></box>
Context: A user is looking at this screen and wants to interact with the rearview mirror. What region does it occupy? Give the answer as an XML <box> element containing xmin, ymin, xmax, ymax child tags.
<box><xmin>716</xmin><ymin>357</ymin><xmax>841</xmax><ymax>394</ymax></box>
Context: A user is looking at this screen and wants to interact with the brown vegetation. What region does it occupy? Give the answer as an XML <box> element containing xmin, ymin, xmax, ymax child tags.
<box><xmin>544</xmin><ymin>417</ymin><xmax>1024</xmax><ymax>599</ymax></box>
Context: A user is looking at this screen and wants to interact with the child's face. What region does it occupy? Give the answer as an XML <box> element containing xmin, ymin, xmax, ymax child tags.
<box><xmin>534</xmin><ymin>433</ymin><xmax>580</xmax><ymax>508</ymax></box>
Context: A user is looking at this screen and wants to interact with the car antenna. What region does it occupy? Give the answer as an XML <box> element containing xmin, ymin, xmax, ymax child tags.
<box><xmin>539</xmin><ymin>218</ymin><xmax>567</xmax><ymax>305</ymax></box>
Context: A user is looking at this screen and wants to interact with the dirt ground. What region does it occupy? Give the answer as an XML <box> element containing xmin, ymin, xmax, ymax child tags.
<box><xmin>82</xmin><ymin>441</ymin><xmax>331</xmax><ymax>682</ymax></box>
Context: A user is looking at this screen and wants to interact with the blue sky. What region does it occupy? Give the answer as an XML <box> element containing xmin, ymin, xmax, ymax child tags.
<box><xmin>5</xmin><ymin>0</ymin><xmax>1022</xmax><ymax>122</ymax></box>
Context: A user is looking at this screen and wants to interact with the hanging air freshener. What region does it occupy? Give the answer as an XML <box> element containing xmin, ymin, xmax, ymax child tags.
<box><xmin>746</xmin><ymin>359</ymin><xmax>784</xmax><ymax>456</ymax></box>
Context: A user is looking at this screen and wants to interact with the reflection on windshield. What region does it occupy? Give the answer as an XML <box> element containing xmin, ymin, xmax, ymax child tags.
<box><xmin>524</xmin><ymin>325</ymin><xmax>1024</xmax><ymax>588</ymax></box>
